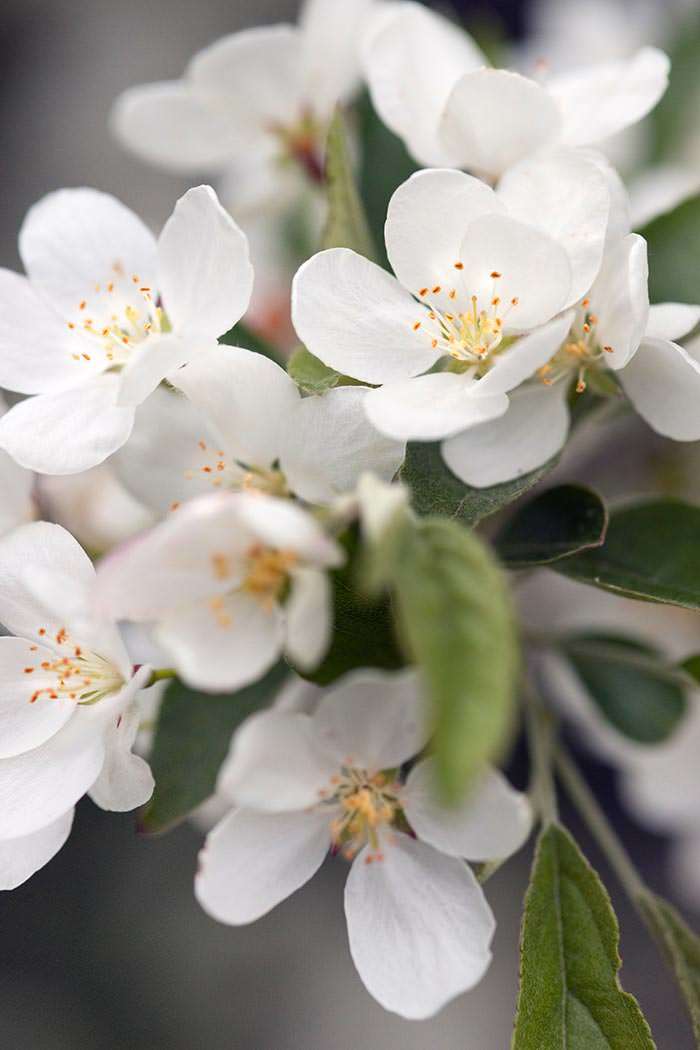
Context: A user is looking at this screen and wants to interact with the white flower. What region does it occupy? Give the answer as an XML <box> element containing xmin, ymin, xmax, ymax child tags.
<box><xmin>96</xmin><ymin>491</ymin><xmax>343</xmax><ymax>692</ymax></box>
<box><xmin>0</xmin><ymin>393</ymin><xmax>35</xmax><ymax>537</ymax></box>
<box><xmin>112</xmin><ymin>347</ymin><xmax>405</xmax><ymax>513</ymax></box>
<box><xmin>0</xmin><ymin>521</ymin><xmax>153</xmax><ymax>889</ymax></box>
<box><xmin>195</xmin><ymin>669</ymin><xmax>532</xmax><ymax>1019</ymax></box>
<box><xmin>443</xmin><ymin>233</ymin><xmax>700</xmax><ymax>487</ymax></box>
<box><xmin>292</xmin><ymin>164</ymin><xmax>586</xmax><ymax>442</ymax></box>
<box><xmin>0</xmin><ymin>185</ymin><xmax>253</xmax><ymax>475</ymax></box>
<box><xmin>111</xmin><ymin>0</ymin><xmax>374</xmax><ymax>211</ymax></box>
<box><xmin>363</xmin><ymin>1</ymin><xmax>670</xmax><ymax>178</ymax></box>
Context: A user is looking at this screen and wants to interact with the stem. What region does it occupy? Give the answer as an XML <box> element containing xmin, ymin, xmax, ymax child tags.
<box><xmin>523</xmin><ymin>679</ymin><xmax>559</xmax><ymax>824</ymax></box>
<box><xmin>146</xmin><ymin>667</ymin><xmax>177</xmax><ymax>686</ymax></box>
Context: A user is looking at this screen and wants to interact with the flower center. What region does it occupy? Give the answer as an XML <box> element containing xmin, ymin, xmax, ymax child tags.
<box><xmin>243</xmin><ymin>544</ymin><xmax>298</xmax><ymax>607</ymax></box>
<box><xmin>270</xmin><ymin>109</ymin><xmax>324</xmax><ymax>182</ymax></box>
<box><xmin>23</xmin><ymin>628</ymin><xmax>125</xmax><ymax>705</ymax></box>
<box><xmin>320</xmin><ymin>765</ymin><xmax>403</xmax><ymax>864</ymax></box>
<box><xmin>538</xmin><ymin>297</ymin><xmax>615</xmax><ymax>392</ymax></box>
<box><xmin>184</xmin><ymin>439</ymin><xmax>289</xmax><ymax>497</ymax></box>
<box><xmin>411</xmin><ymin>269</ymin><xmax>520</xmax><ymax>365</ymax></box>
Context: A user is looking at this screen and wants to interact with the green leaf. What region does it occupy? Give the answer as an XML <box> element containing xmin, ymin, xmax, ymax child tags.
<box><xmin>141</xmin><ymin>662</ymin><xmax>289</xmax><ymax>834</ymax></box>
<box><xmin>558</xmin><ymin>632</ymin><xmax>687</xmax><ymax>744</ymax></box>
<box><xmin>640</xmin><ymin>194</ymin><xmax>700</xmax><ymax>305</ymax></box>
<box><xmin>321</xmin><ymin>108</ymin><xmax>376</xmax><ymax>260</ymax></box>
<box><xmin>679</xmin><ymin>653</ymin><xmax>700</xmax><ymax>685</ymax></box>
<box><xmin>398</xmin><ymin>440</ymin><xmax>558</xmax><ymax>526</ymax></box>
<box><xmin>556</xmin><ymin>498</ymin><xmax>700</xmax><ymax>609</ymax></box>
<box><xmin>496</xmin><ymin>485</ymin><xmax>608</xmax><ymax>568</ymax></box>
<box><xmin>287</xmin><ymin>345</ymin><xmax>344</xmax><ymax>394</ymax></box>
<box><xmin>650</xmin><ymin>13</ymin><xmax>700</xmax><ymax>165</ymax></box>
<box><xmin>295</xmin><ymin>525</ymin><xmax>405</xmax><ymax>686</ymax></box>
<box><xmin>639</xmin><ymin>891</ymin><xmax>700</xmax><ymax>1045</ymax></box>
<box><xmin>219</xmin><ymin>320</ymin><xmax>283</xmax><ymax>364</ymax></box>
<box><xmin>513</xmin><ymin>823</ymin><xmax>657</xmax><ymax>1049</ymax></box>
<box><xmin>390</xmin><ymin>516</ymin><xmax>518</xmax><ymax>801</ymax></box>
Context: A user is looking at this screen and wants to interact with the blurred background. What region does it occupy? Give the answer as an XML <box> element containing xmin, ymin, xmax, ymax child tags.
<box><xmin>1</xmin><ymin>1</ymin><xmax>700</xmax><ymax>1047</ymax></box>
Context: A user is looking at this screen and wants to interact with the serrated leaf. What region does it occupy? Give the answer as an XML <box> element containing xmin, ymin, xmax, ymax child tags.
<box><xmin>556</xmin><ymin>498</ymin><xmax>700</xmax><ymax>609</ymax></box>
<box><xmin>141</xmin><ymin>662</ymin><xmax>289</xmax><ymax>834</ymax></box>
<box><xmin>321</xmin><ymin>108</ymin><xmax>376</xmax><ymax>260</ymax></box>
<box><xmin>639</xmin><ymin>891</ymin><xmax>700</xmax><ymax>1045</ymax></box>
<box><xmin>513</xmin><ymin>823</ymin><xmax>657</xmax><ymax>1049</ymax></box>
<box><xmin>398</xmin><ymin>440</ymin><xmax>558</xmax><ymax>526</ymax></box>
<box><xmin>496</xmin><ymin>485</ymin><xmax>608</xmax><ymax>568</ymax></box>
<box><xmin>219</xmin><ymin>320</ymin><xmax>283</xmax><ymax>364</ymax></box>
<box><xmin>559</xmin><ymin>632</ymin><xmax>687</xmax><ymax>744</ymax></box>
<box><xmin>390</xmin><ymin>516</ymin><xmax>518</xmax><ymax>801</ymax></box>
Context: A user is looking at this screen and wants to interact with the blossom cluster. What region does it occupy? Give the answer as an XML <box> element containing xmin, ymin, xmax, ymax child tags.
<box><xmin>1</xmin><ymin>0</ymin><xmax>699</xmax><ymax>1028</ymax></box>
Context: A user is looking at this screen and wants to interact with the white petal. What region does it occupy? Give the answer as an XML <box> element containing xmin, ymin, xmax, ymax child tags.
<box><xmin>476</xmin><ymin>311</ymin><xmax>574</xmax><ymax>396</ymax></box>
<box><xmin>345</xmin><ymin>833</ymin><xmax>495</xmax><ymax>1019</ymax></box>
<box><xmin>0</xmin><ymin>374</ymin><xmax>135</xmax><ymax>474</ymax></box>
<box><xmin>218</xmin><ymin>709</ymin><xmax>337</xmax><ymax>811</ymax></box>
<box><xmin>0</xmin><ymin>637</ymin><xmax>77</xmax><ymax>759</ymax></box>
<box><xmin>629</xmin><ymin>163</ymin><xmax>700</xmax><ymax>229</ymax></box>
<box><xmin>403</xmin><ymin>758</ymin><xmax>532</xmax><ymax>861</ymax></box>
<box><xmin>19</xmin><ymin>188</ymin><xmax>158</xmax><ymax>323</ymax></box>
<box><xmin>362</xmin><ymin>2</ymin><xmax>487</xmax><ymax>166</ymax></box>
<box><xmin>292</xmin><ymin>249</ymin><xmax>440</xmax><ymax>384</ymax></box>
<box><xmin>233</xmin><ymin>493</ymin><xmax>343</xmax><ymax>568</ymax></box>
<box><xmin>365</xmin><ymin>372</ymin><xmax>509</xmax><ymax>442</ymax></box>
<box><xmin>0</xmin><ymin>712</ymin><xmax>106</xmax><ymax>838</ymax></box>
<box><xmin>0</xmin><ymin>810</ymin><xmax>74</xmax><ymax>890</ymax></box>
<box><xmin>88</xmin><ymin>700</ymin><xmax>154</xmax><ymax>811</ymax></box>
<box><xmin>620</xmin><ymin>337</ymin><xmax>700</xmax><ymax>441</ymax></box>
<box><xmin>156</xmin><ymin>591</ymin><xmax>285</xmax><ymax>693</ymax></box>
<box><xmin>385</xmin><ymin>169</ymin><xmax>502</xmax><ymax>297</ymax></box>
<box><xmin>174</xmin><ymin>346</ymin><xmax>300</xmax><ymax>470</ymax></box>
<box><xmin>111</xmin><ymin>81</ymin><xmax>243</xmax><ymax>174</ymax></box>
<box><xmin>590</xmin><ymin>234</ymin><xmax>649</xmax><ymax>369</ymax></box>
<box><xmin>195</xmin><ymin>808</ymin><xmax>329</xmax><ymax>924</ymax></box>
<box><xmin>440</xmin><ymin>69</ymin><xmax>561</xmax><ymax>179</ymax></box>
<box><xmin>285</xmin><ymin>568</ymin><xmax>331</xmax><ymax>671</ymax></box>
<box><xmin>116</xmin><ymin>334</ymin><xmax>195</xmax><ymax>407</ymax></box>
<box><xmin>157</xmin><ymin>186</ymin><xmax>253</xmax><ymax>342</ymax></box>
<box><xmin>645</xmin><ymin>303</ymin><xmax>700</xmax><ymax>341</ymax></box>
<box><xmin>442</xmin><ymin>380</ymin><xmax>570</xmax><ymax>488</ymax></box>
<box><xmin>456</xmin><ymin>214</ymin><xmax>571</xmax><ymax>330</ymax></box>
<box><xmin>549</xmin><ymin>47</ymin><xmax>670</xmax><ymax>147</ymax></box>
<box><xmin>0</xmin><ymin>396</ymin><xmax>35</xmax><ymax>536</ymax></box>
<box><xmin>497</xmin><ymin>148</ymin><xmax>610</xmax><ymax>307</ymax></box>
<box><xmin>299</xmin><ymin>0</ymin><xmax>374</xmax><ymax>116</ymax></box>
<box><xmin>0</xmin><ymin>270</ymin><xmax>101</xmax><ymax>394</ymax></box>
<box><xmin>314</xmin><ymin>668</ymin><xmax>429</xmax><ymax>771</ymax></box>
<box><xmin>280</xmin><ymin>386</ymin><xmax>405</xmax><ymax>504</ymax></box>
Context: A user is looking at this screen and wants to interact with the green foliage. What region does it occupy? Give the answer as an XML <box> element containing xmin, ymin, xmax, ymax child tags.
<box><xmin>650</xmin><ymin>12</ymin><xmax>700</xmax><ymax>164</ymax></box>
<box><xmin>399</xmin><ymin>441</ymin><xmax>558</xmax><ymax>526</ymax></box>
<box><xmin>558</xmin><ymin>633</ymin><xmax>687</xmax><ymax>744</ymax></box>
<box><xmin>321</xmin><ymin>108</ymin><xmax>376</xmax><ymax>260</ymax></box>
<box><xmin>639</xmin><ymin>892</ymin><xmax>700</xmax><ymax>1045</ymax></box>
<box><xmin>640</xmin><ymin>194</ymin><xmax>700</xmax><ymax>305</ymax></box>
<box><xmin>219</xmin><ymin>320</ymin><xmax>283</xmax><ymax>364</ymax></box>
<box><xmin>287</xmin><ymin>345</ymin><xmax>346</xmax><ymax>394</ymax></box>
<box><xmin>496</xmin><ymin>485</ymin><xmax>608</xmax><ymax>568</ymax></box>
<box><xmin>390</xmin><ymin>516</ymin><xmax>518</xmax><ymax>801</ymax></box>
<box><xmin>557</xmin><ymin>498</ymin><xmax>700</xmax><ymax>609</ymax></box>
<box><xmin>513</xmin><ymin>823</ymin><xmax>656</xmax><ymax>1049</ymax></box>
<box><xmin>141</xmin><ymin>663</ymin><xmax>289</xmax><ymax>833</ymax></box>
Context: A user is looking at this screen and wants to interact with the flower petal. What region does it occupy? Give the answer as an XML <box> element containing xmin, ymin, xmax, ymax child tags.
<box><xmin>195</xmin><ymin>807</ymin><xmax>329</xmax><ymax>924</ymax></box>
<box><xmin>0</xmin><ymin>396</ymin><xmax>35</xmax><ymax>537</ymax></box>
<box><xmin>442</xmin><ymin>380</ymin><xmax>570</xmax><ymax>488</ymax></box>
<box><xmin>292</xmin><ymin>248</ymin><xmax>441</xmax><ymax>384</ymax></box>
<box><xmin>497</xmin><ymin>148</ymin><xmax>610</xmax><ymax>307</ymax></box>
<box><xmin>645</xmin><ymin>303</ymin><xmax>700</xmax><ymax>342</ymax></box>
<box><xmin>385</xmin><ymin>169</ymin><xmax>502</xmax><ymax>297</ymax></box>
<box><xmin>233</xmin><ymin>492</ymin><xmax>343</xmax><ymax>568</ymax></box>
<box><xmin>590</xmin><ymin>234</ymin><xmax>649</xmax><ymax>369</ymax></box>
<box><xmin>362</xmin><ymin>2</ymin><xmax>487</xmax><ymax>166</ymax></box>
<box><xmin>440</xmin><ymin>69</ymin><xmax>561</xmax><ymax>179</ymax></box>
<box><xmin>364</xmin><ymin>371</ymin><xmax>509</xmax><ymax>442</ymax></box>
<box><xmin>548</xmin><ymin>47</ymin><xmax>670</xmax><ymax>148</ymax></box>
<box><xmin>314</xmin><ymin>669</ymin><xmax>429</xmax><ymax>771</ymax></box>
<box><xmin>476</xmin><ymin>311</ymin><xmax>574</xmax><ymax>396</ymax></box>
<box><xmin>629</xmin><ymin>163</ymin><xmax>700</xmax><ymax>229</ymax></box>
<box><xmin>619</xmin><ymin>337</ymin><xmax>700</xmax><ymax>441</ymax></box>
<box><xmin>345</xmin><ymin>833</ymin><xmax>495</xmax><ymax>1019</ymax></box>
<box><xmin>0</xmin><ymin>374</ymin><xmax>135</xmax><ymax>474</ymax></box>
<box><xmin>88</xmin><ymin>698</ymin><xmax>154</xmax><ymax>811</ymax></box>
<box><xmin>403</xmin><ymin>758</ymin><xmax>532</xmax><ymax>861</ymax></box>
<box><xmin>218</xmin><ymin>709</ymin><xmax>337</xmax><ymax>811</ymax></box>
<box><xmin>299</xmin><ymin>0</ymin><xmax>374</xmax><ymax>117</ymax></box>
<box><xmin>0</xmin><ymin>637</ymin><xmax>77</xmax><ymax>759</ymax></box>
<box><xmin>157</xmin><ymin>186</ymin><xmax>253</xmax><ymax>342</ymax></box>
<box><xmin>0</xmin><ymin>810</ymin><xmax>74</xmax><ymax>890</ymax></box>
<box><xmin>285</xmin><ymin>568</ymin><xmax>332</xmax><ymax>671</ymax></box>
<box><xmin>116</xmin><ymin>334</ymin><xmax>195</xmax><ymax>407</ymax></box>
<box><xmin>280</xmin><ymin>386</ymin><xmax>405</xmax><ymax>504</ymax></box>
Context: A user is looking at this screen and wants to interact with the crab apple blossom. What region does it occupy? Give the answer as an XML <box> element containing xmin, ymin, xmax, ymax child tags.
<box><xmin>0</xmin><ymin>521</ymin><xmax>153</xmax><ymax>889</ymax></box>
<box><xmin>0</xmin><ymin>184</ymin><xmax>253</xmax><ymax>475</ymax></box>
<box><xmin>113</xmin><ymin>347</ymin><xmax>405</xmax><ymax>514</ymax></box>
<box><xmin>112</xmin><ymin>0</ymin><xmax>374</xmax><ymax>212</ymax></box>
<box><xmin>96</xmin><ymin>491</ymin><xmax>343</xmax><ymax>692</ymax></box>
<box><xmin>195</xmin><ymin>669</ymin><xmax>532</xmax><ymax>1019</ymax></box>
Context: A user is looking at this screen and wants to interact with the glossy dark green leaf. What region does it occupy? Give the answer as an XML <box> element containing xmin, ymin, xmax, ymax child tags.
<box><xmin>391</xmin><ymin>516</ymin><xmax>517</xmax><ymax>801</ymax></box>
<box><xmin>556</xmin><ymin>498</ymin><xmax>700</xmax><ymax>609</ymax></box>
<box><xmin>640</xmin><ymin>194</ymin><xmax>700</xmax><ymax>305</ymax></box>
<box><xmin>398</xmin><ymin>440</ymin><xmax>558</xmax><ymax>526</ymax></box>
<box><xmin>321</xmin><ymin>108</ymin><xmax>376</xmax><ymax>259</ymax></box>
<box><xmin>639</xmin><ymin>891</ymin><xmax>700</xmax><ymax>1045</ymax></box>
<box><xmin>141</xmin><ymin>662</ymin><xmax>289</xmax><ymax>834</ymax></box>
<box><xmin>219</xmin><ymin>320</ymin><xmax>284</xmax><ymax>364</ymax></box>
<box><xmin>513</xmin><ymin>823</ymin><xmax>656</xmax><ymax>1049</ymax></box>
<box><xmin>559</xmin><ymin>632</ymin><xmax>687</xmax><ymax>744</ymax></box>
<box><xmin>496</xmin><ymin>485</ymin><xmax>608</xmax><ymax>567</ymax></box>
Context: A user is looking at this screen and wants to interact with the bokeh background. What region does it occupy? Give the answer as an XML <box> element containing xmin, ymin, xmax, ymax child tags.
<box><xmin>0</xmin><ymin>1</ymin><xmax>699</xmax><ymax>1047</ymax></box>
